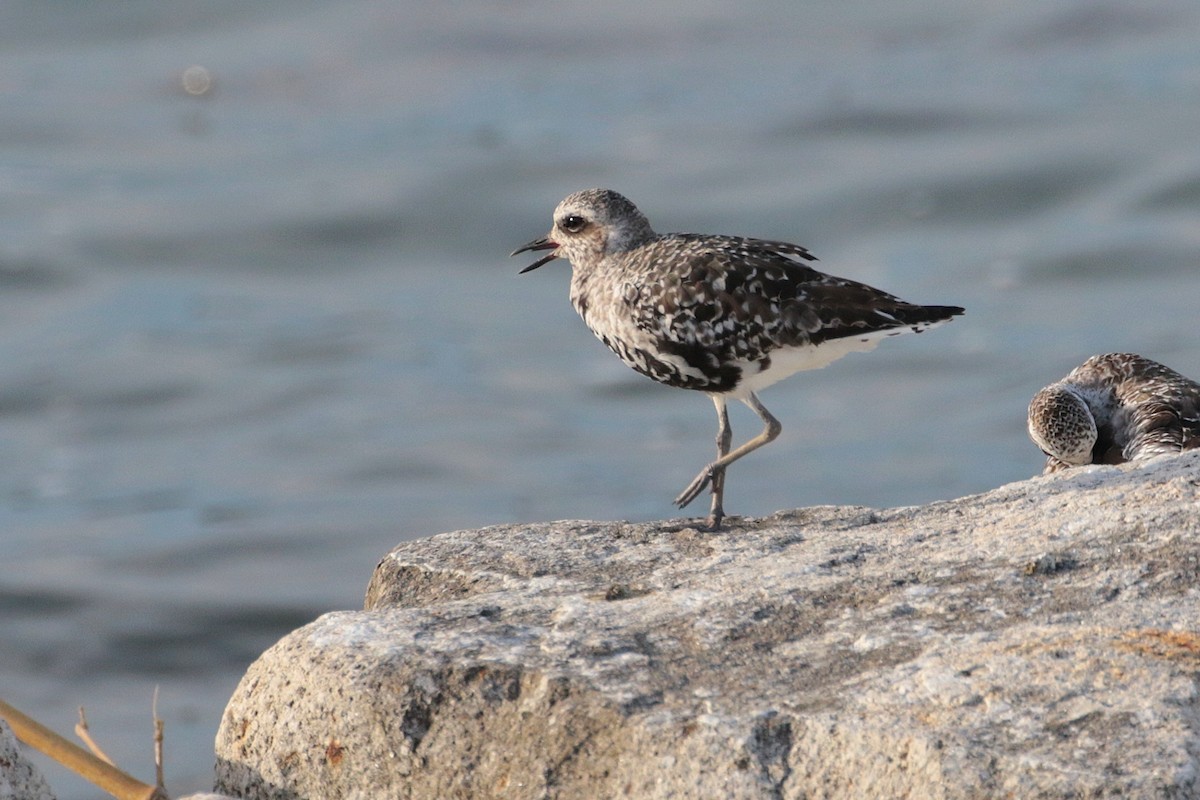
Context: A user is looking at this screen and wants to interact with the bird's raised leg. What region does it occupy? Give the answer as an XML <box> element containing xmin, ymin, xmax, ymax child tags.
<box><xmin>675</xmin><ymin>392</ymin><xmax>782</xmax><ymax>527</ymax></box>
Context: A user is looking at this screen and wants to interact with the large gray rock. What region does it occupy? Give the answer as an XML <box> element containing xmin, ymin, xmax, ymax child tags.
<box><xmin>0</xmin><ymin>719</ymin><xmax>55</xmax><ymax>800</ymax></box>
<box><xmin>215</xmin><ymin>452</ymin><xmax>1200</xmax><ymax>799</ymax></box>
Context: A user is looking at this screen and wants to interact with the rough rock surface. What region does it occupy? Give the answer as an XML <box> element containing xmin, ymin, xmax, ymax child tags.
<box><xmin>0</xmin><ymin>719</ymin><xmax>55</xmax><ymax>800</ymax></box>
<box><xmin>215</xmin><ymin>452</ymin><xmax>1200</xmax><ymax>799</ymax></box>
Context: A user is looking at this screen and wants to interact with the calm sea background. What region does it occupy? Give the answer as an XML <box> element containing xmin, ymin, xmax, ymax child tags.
<box><xmin>2</xmin><ymin>2</ymin><xmax>1199</xmax><ymax>796</ymax></box>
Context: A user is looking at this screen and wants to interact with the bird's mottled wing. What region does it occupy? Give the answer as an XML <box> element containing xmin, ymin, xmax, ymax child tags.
<box><xmin>1102</xmin><ymin>354</ymin><xmax>1200</xmax><ymax>460</ymax></box>
<box><xmin>627</xmin><ymin>236</ymin><xmax>958</xmax><ymax>359</ymax></box>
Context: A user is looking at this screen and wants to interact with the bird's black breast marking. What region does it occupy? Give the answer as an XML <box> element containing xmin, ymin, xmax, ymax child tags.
<box><xmin>593</xmin><ymin>329</ymin><xmax>741</xmax><ymax>392</ymax></box>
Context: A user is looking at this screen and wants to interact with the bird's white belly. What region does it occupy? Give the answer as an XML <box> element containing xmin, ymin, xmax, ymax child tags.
<box><xmin>726</xmin><ymin>335</ymin><xmax>883</xmax><ymax>399</ymax></box>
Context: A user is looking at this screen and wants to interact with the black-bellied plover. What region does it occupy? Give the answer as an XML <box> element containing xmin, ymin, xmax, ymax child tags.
<box><xmin>1028</xmin><ymin>353</ymin><xmax>1200</xmax><ymax>474</ymax></box>
<box><xmin>513</xmin><ymin>188</ymin><xmax>964</xmax><ymax>529</ymax></box>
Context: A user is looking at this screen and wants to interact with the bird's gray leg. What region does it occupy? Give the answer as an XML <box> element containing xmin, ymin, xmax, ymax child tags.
<box><xmin>675</xmin><ymin>392</ymin><xmax>782</xmax><ymax>525</ymax></box>
<box><xmin>704</xmin><ymin>396</ymin><xmax>732</xmax><ymax>529</ymax></box>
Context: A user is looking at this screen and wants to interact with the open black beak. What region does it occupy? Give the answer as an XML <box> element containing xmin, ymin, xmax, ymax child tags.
<box><xmin>511</xmin><ymin>237</ymin><xmax>560</xmax><ymax>274</ymax></box>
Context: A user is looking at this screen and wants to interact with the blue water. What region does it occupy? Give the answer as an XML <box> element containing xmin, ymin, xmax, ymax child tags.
<box><xmin>3</xmin><ymin>2</ymin><xmax>1200</xmax><ymax>796</ymax></box>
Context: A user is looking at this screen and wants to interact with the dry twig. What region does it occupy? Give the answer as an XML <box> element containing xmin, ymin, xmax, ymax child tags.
<box><xmin>75</xmin><ymin>706</ymin><xmax>117</xmax><ymax>766</ymax></box>
<box><xmin>153</xmin><ymin>687</ymin><xmax>165</xmax><ymax>790</ymax></box>
<box><xmin>0</xmin><ymin>698</ymin><xmax>167</xmax><ymax>800</ymax></box>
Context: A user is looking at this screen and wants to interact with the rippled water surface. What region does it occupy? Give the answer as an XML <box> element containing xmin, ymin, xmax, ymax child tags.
<box><xmin>3</xmin><ymin>2</ymin><xmax>1200</xmax><ymax>796</ymax></box>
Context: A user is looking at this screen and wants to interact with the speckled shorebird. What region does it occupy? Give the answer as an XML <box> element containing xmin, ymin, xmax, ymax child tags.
<box><xmin>512</xmin><ymin>188</ymin><xmax>964</xmax><ymax>529</ymax></box>
<box><xmin>1028</xmin><ymin>353</ymin><xmax>1200</xmax><ymax>474</ymax></box>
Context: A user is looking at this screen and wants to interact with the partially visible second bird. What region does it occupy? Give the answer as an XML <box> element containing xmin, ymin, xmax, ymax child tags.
<box><xmin>1028</xmin><ymin>353</ymin><xmax>1200</xmax><ymax>474</ymax></box>
<box><xmin>513</xmin><ymin>188</ymin><xmax>964</xmax><ymax>528</ymax></box>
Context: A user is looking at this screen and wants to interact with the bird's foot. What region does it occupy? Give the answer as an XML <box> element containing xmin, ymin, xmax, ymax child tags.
<box><xmin>674</xmin><ymin>465</ymin><xmax>714</xmax><ymax>509</ymax></box>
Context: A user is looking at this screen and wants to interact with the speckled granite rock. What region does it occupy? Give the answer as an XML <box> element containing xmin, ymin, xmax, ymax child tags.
<box><xmin>215</xmin><ymin>452</ymin><xmax>1200</xmax><ymax>799</ymax></box>
<box><xmin>0</xmin><ymin>719</ymin><xmax>55</xmax><ymax>800</ymax></box>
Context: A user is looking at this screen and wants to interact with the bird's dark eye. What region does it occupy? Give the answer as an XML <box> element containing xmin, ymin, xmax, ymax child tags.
<box><xmin>560</xmin><ymin>214</ymin><xmax>587</xmax><ymax>233</ymax></box>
